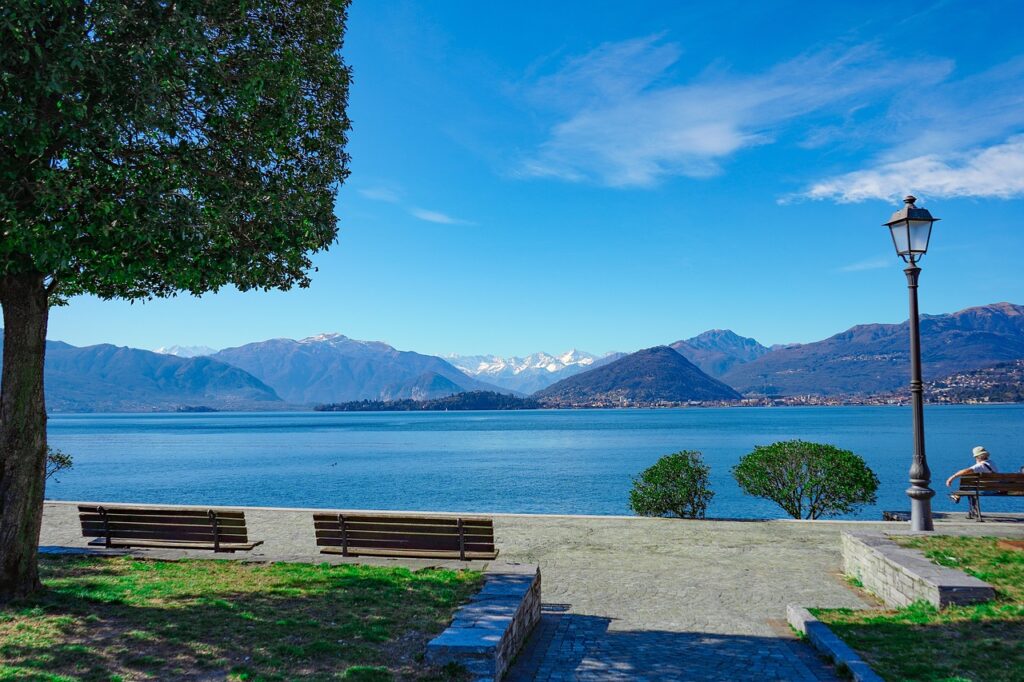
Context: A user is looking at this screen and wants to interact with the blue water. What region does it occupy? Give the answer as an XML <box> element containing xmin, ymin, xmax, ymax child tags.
<box><xmin>45</xmin><ymin>405</ymin><xmax>1024</xmax><ymax>519</ymax></box>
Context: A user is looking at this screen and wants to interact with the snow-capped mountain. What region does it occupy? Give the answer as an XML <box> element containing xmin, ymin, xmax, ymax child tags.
<box><xmin>447</xmin><ymin>350</ymin><xmax>624</xmax><ymax>394</ymax></box>
<box><xmin>154</xmin><ymin>345</ymin><xmax>218</xmax><ymax>358</ymax></box>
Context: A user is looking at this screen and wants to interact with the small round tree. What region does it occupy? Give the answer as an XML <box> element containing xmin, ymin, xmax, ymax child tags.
<box><xmin>629</xmin><ymin>451</ymin><xmax>714</xmax><ymax>519</ymax></box>
<box><xmin>732</xmin><ymin>440</ymin><xmax>879</xmax><ymax>520</ymax></box>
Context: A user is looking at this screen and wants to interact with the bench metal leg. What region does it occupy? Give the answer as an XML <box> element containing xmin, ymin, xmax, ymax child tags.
<box><xmin>338</xmin><ymin>514</ymin><xmax>349</xmax><ymax>557</ymax></box>
<box><xmin>457</xmin><ymin>518</ymin><xmax>465</xmax><ymax>561</ymax></box>
<box><xmin>99</xmin><ymin>506</ymin><xmax>112</xmax><ymax>548</ymax></box>
<box><xmin>968</xmin><ymin>497</ymin><xmax>983</xmax><ymax>522</ymax></box>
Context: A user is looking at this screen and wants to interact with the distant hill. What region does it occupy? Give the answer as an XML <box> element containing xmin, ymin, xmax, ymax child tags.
<box><xmin>316</xmin><ymin>391</ymin><xmax>540</xmax><ymax>412</ymax></box>
<box><xmin>723</xmin><ymin>302</ymin><xmax>1024</xmax><ymax>396</ymax></box>
<box><xmin>534</xmin><ymin>346</ymin><xmax>742</xmax><ymax>406</ymax></box>
<box><xmin>446</xmin><ymin>350</ymin><xmax>625</xmax><ymax>393</ymax></box>
<box><xmin>671</xmin><ymin>329</ymin><xmax>769</xmax><ymax>378</ymax></box>
<box><xmin>212</xmin><ymin>333</ymin><xmax>510</xmax><ymax>404</ymax></box>
<box><xmin>0</xmin><ymin>340</ymin><xmax>282</xmax><ymax>412</ymax></box>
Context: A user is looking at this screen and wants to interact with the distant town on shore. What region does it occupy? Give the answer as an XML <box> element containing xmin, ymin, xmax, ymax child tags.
<box><xmin>6</xmin><ymin>302</ymin><xmax>1022</xmax><ymax>413</ymax></box>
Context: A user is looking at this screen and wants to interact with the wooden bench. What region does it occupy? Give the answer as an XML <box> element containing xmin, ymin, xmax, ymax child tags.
<box><xmin>313</xmin><ymin>513</ymin><xmax>498</xmax><ymax>560</ymax></box>
<box><xmin>953</xmin><ymin>473</ymin><xmax>1024</xmax><ymax>521</ymax></box>
<box><xmin>78</xmin><ymin>505</ymin><xmax>263</xmax><ymax>552</ymax></box>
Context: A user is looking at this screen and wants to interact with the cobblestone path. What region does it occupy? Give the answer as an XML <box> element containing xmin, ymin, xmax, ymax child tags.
<box><xmin>495</xmin><ymin>516</ymin><xmax>882</xmax><ymax>681</ymax></box>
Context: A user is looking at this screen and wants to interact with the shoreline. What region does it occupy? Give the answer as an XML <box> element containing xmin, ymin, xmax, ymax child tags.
<box><xmin>46</xmin><ymin>401</ymin><xmax>1024</xmax><ymax>415</ymax></box>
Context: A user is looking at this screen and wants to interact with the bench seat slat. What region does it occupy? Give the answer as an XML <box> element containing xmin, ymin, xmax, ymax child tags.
<box><xmin>87</xmin><ymin>538</ymin><xmax>262</xmax><ymax>551</ymax></box>
<box><xmin>319</xmin><ymin>546</ymin><xmax>499</xmax><ymax>560</ymax></box>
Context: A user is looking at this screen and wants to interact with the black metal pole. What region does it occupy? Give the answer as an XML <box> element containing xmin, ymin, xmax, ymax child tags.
<box><xmin>905</xmin><ymin>259</ymin><xmax>934</xmax><ymax>531</ymax></box>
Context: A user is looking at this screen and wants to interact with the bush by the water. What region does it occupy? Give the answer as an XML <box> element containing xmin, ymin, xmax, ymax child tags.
<box><xmin>629</xmin><ymin>451</ymin><xmax>714</xmax><ymax>519</ymax></box>
<box><xmin>732</xmin><ymin>440</ymin><xmax>878</xmax><ymax>519</ymax></box>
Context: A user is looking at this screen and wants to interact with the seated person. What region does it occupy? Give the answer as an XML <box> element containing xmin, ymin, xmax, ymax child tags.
<box><xmin>947</xmin><ymin>446</ymin><xmax>997</xmax><ymax>502</ymax></box>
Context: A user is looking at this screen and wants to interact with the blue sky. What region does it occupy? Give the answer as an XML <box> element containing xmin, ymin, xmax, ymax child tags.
<box><xmin>50</xmin><ymin>0</ymin><xmax>1024</xmax><ymax>357</ymax></box>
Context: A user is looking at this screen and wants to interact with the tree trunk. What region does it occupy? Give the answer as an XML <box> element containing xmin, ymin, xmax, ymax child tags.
<box><xmin>0</xmin><ymin>272</ymin><xmax>50</xmax><ymax>601</ymax></box>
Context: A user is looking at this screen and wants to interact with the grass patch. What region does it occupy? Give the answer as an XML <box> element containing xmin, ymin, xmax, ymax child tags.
<box><xmin>0</xmin><ymin>555</ymin><xmax>482</xmax><ymax>681</ymax></box>
<box><xmin>814</xmin><ymin>536</ymin><xmax>1024</xmax><ymax>681</ymax></box>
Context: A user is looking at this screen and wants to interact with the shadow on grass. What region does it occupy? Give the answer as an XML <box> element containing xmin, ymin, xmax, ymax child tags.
<box><xmin>823</xmin><ymin>616</ymin><xmax>1024</xmax><ymax>682</ymax></box>
<box><xmin>506</xmin><ymin>604</ymin><xmax>837</xmax><ymax>681</ymax></box>
<box><xmin>0</xmin><ymin>555</ymin><xmax>480</xmax><ymax>682</ymax></box>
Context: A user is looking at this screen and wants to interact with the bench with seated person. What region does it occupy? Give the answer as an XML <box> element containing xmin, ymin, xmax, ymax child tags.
<box><xmin>951</xmin><ymin>473</ymin><xmax>1024</xmax><ymax>521</ymax></box>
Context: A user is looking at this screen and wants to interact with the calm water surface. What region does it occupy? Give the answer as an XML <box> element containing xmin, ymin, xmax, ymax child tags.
<box><xmin>46</xmin><ymin>405</ymin><xmax>1024</xmax><ymax>519</ymax></box>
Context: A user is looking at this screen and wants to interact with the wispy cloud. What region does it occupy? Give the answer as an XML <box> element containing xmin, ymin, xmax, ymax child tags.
<box><xmin>410</xmin><ymin>208</ymin><xmax>474</xmax><ymax>225</ymax></box>
<box><xmin>357</xmin><ymin>187</ymin><xmax>401</xmax><ymax>203</ymax></box>
<box><xmin>798</xmin><ymin>136</ymin><xmax>1024</xmax><ymax>203</ymax></box>
<box><xmin>519</xmin><ymin>37</ymin><xmax>951</xmax><ymax>187</ymax></box>
<box><xmin>837</xmin><ymin>255</ymin><xmax>894</xmax><ymax>273</ymax></box>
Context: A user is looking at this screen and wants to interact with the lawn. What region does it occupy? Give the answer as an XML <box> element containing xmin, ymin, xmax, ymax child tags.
<box><xmin>0</xmin><ymin>555</ymin><xmax>483</xmax><ymax>681</ymax></box>
<box><xmin>814</xmin><ymin>536</ymin><xmax>1024</xmax><ymax>682</ymax></box>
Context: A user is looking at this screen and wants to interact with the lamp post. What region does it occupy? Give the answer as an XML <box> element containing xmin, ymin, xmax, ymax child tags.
<box><xmin>884</xmin><ymin>195</ymin><xmax>939</xmax><ymax>532</ymax></box>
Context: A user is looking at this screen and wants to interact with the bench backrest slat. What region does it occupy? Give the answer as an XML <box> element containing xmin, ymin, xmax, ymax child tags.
<box><xmin>959</xmin><ymin>473</ymin><xmax>1024</xmax><ymax>492</ymax></box>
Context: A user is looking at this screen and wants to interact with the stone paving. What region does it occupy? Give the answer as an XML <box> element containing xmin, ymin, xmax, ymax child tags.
<box><xmin>39</xmin><ymin>502</ymin><xmax>1024</xmax><ymax>681</ymax></box>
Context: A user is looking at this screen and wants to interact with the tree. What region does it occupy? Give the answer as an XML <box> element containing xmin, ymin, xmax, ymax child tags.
<box><xmin>45</xmin><ymin>447</ymin><xmax>72</xmax><ymax>482</ymax></box>
<box><xmin>732</xmin><ymin>440</ymin><xmax>879</xmax><ymax>520</ymax></box>
<box><xmin>629</xmin><ymin>451</ymin><xmax>714</xmax><ymax>519</ymax></box>
<box><xmin>0</xmin><ymin>0</ymin><xmax>351</xmax><ymax>599</ymax></box>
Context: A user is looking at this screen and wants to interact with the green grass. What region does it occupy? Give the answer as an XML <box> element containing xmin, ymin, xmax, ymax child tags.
<box><xmin>0</xmin><ymin>555</ymin><xmax>482</xmax><ymax>681</ymax></box>
<box><xmin>814</xmin><ymin>536</ymin><xmax>1024</xmax><ymax>681</ymax></box>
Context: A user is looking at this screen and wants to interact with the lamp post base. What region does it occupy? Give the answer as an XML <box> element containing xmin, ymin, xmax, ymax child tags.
<box><xmin>907</xmin><ymin>486</ymin><xmax>935</xmax><ymax>532</ymax></box>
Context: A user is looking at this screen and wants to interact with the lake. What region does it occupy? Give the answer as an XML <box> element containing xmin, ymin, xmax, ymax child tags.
<box><xmin>45</xmin><ymin>405</ymin><xmax>1024</xmax><ymax>519</ymax></box>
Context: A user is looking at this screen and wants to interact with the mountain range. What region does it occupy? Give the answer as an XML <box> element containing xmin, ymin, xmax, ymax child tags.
<box><xmin>11</xmin><ymin>301</ymin><xmax>1024</xmax><ymax>411</ymax></box>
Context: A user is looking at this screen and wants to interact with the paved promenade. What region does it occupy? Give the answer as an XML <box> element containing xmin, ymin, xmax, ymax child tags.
<box><xmin>39</xmin><ymin>502</ymin><xmax>1024</xmax><ymax>681</ymax></box>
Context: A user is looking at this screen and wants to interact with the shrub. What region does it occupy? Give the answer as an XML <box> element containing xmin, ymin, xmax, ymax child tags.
<box><xmin>732</xmin><ymin>440</ymin><xmax>879</xmax><ymax>519</ymax></box>
<box><xmin>629</xmin><ymin>451</ymin><xmax>714</xmax><ymax>519</ymax></box>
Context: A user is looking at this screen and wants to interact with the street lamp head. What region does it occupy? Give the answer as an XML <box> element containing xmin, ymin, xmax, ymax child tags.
<box><xmin>884</xmin><ymin>195</ymin><xmax>939</xmax><ymax>263</ymax></box>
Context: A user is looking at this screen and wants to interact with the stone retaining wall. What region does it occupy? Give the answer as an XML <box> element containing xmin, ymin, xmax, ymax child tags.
<box><xmin>841</xmin><ymin>531</ymin><xmax>994</xmax><ymax>608</ymax></box>
<box><xmin>426</xmin><ymin>563</ymin><xmax>540</xmax><ymax>681</ymax></box>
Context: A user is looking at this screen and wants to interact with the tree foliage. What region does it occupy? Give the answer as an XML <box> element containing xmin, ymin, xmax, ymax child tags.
<box><xmin>1</xmin><ymin>0</ymin><xmax>351</xmax><ymax>298</ymax></box>
<box><xmin>732</xmin><ymin>440</ymin><xmax>879</xmax><ymax>520</ymax></box>
<box><xmin>629</xmin><ymin>451</ymin><xmax>714</xmax><ymax>519</ymax></box>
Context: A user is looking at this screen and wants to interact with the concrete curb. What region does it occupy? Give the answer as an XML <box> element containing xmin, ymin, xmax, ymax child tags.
<box><xmin>787</xmin><ymin>605</ymin><xmax>883</xmax><ymax>682</ymax></box>
<box><xmin>426</xmin><ymin>563</ymin><xmax>541</xmax><ymax>682</ymax></box>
